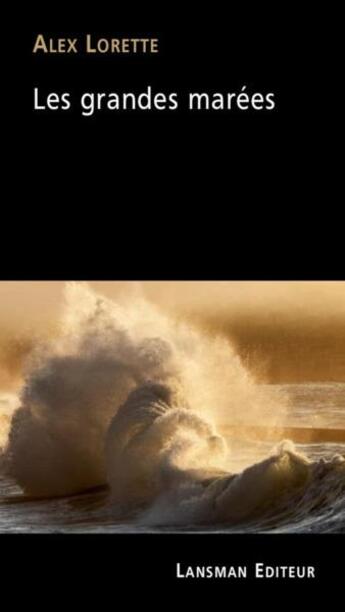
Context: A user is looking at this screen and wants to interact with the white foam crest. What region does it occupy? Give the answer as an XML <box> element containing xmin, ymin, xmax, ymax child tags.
<box><xmin>4</xmin><ymin>282</ymin><xmax>287</xmax><ymax>499</ymax></box>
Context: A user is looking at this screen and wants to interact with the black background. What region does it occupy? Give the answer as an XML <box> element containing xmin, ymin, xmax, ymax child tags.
<box><xmin>2</xmin><ymin>1</ymin><xmax>343</xmax><ymax>603</ymax></box>
<box><xmin>6</xmin><ymin>2</ymin><xmax>340</xmax><ymax>280</ymax></box>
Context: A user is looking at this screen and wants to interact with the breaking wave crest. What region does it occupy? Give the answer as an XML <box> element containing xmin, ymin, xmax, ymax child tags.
<box><xmin>1</xmin><ymin>282</ymin><xmax>344</xmax><ymax>529</ymax></box>
<box><xmin>105</xmin><ymin>384</ymin><xmax>345</xmax><ymax>529</ymax></box>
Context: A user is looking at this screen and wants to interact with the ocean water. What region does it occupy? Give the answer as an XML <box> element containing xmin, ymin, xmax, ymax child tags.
<box><xmin>1</xmin><ymin>383</ymin><xmax>344</xmax><ymax>534</ymax></box>
<box><xmin>0</xmin><ymin>283</ymin><xmax>344</xmax><ymax>533</ymax></box>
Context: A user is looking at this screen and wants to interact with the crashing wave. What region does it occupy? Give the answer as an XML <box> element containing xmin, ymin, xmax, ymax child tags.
<box><xmin>1</xmin><ymin>282</ymin><xmax>344</xmax><ymax>529</ymax></box>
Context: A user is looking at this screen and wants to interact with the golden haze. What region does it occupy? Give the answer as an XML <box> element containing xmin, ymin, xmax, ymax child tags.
<box><xmin>0</xmin><ymin>281</ymin><xmax>344</xmax><ymax>389</ymax></box>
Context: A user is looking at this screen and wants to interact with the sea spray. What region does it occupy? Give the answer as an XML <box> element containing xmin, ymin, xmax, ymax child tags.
<box><xmin>105</xmin><ymin>382</ymin><xmax>226</xmax><ymax>512</ymax></box>
<box><xmin>4</xmin><ymin>282</ymin><xmax>288</xmax><ymax>497</ymax></box>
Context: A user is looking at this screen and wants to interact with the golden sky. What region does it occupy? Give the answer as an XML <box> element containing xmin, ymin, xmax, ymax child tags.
<box><xmin>0</xmin><ymin>280</ymin><xmax>344</xmax><ymax>321</ymax></box>
<box><xmin>0</xmin><ymin>281</ymin><xmax>344</xmax><ymax>387</ymax></box>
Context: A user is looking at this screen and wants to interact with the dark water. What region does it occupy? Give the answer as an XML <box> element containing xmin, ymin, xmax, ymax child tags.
<box><xmin>0</xmin><ymin>383</ymin><xmax>344</xmax><ymax>533</ymax></box>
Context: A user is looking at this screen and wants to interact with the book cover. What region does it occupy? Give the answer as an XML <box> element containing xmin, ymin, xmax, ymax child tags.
<box><xmin>2</xmin><ymin>2</ymin><xmax>342</xmax><ymax>602</ymax></box>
